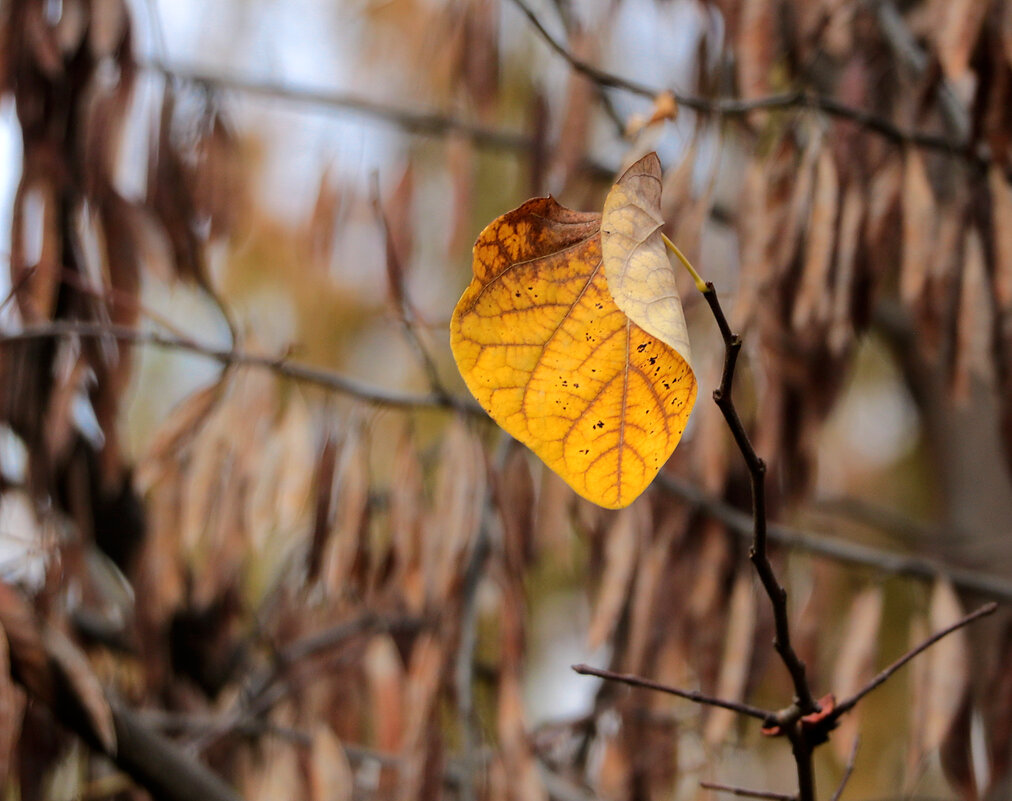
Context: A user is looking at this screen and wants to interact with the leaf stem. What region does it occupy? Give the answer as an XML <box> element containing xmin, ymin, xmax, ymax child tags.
<box><xmin>661</xmin><ymin>233</ymin><xmax>708</xmax><ymax>293</ymax></box>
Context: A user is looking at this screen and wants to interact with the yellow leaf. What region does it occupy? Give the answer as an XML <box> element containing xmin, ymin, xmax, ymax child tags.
<box><xmin>450</xmin><ymin>153</ymin><xmax>696</xmax><ymax>509</ymax></box>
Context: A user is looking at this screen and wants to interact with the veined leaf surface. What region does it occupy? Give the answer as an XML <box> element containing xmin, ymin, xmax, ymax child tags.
<box><xmin>450</xmin><ymin>154</ymin><xmax>696</xmax><ymax>509</ymax></box>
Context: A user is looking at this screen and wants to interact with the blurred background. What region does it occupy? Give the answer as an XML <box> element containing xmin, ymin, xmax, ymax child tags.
<box><xmin>1</xmin><ymin>1</ymin><xmax>1011</xmax><ymax>799</ymax></box>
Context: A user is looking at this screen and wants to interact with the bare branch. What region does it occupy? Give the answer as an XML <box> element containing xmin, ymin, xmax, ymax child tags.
<box><xmin>0</xmin><ymin>582</ymin><xmax>245</xmax><ymax>801</ymax></box>
<box><xmin>571</xmin><ymin>664</ymin><xmax>771</xmax><ymax>722</ymax></box>
<box><xmin>0</xmin><ymin>321</ymin><xmax>480</xmax><ymax>414</ymax></box>
<box><xmin>831</xmin><ymin>602</ymin><xmax>998</xmax><ymax>719</ymax></box>
<box><xmin>10</xmin><ymin>318</ymin><xmax>1012</xmax><ymax>618</ymax></box>
<box><xmin>699</xmin><ymin>781</ymin><xmax>797</xmax><ymax>801</ymax></box>
<box><xmin>699</xmin><ymin>286</ymin><xmax>818</xmax><ymax>714</ymax></box>
<box><xmin>505</xmin><ymin>0</ymin><xmax>982</xmax><ymax>165</ymax></box>
<box><xmin>696</xmin><ymin>282</ymin><xmax>817</xmax><ymax>801</ymax></box>
<box><xmin>142</xmin><ymin>58</ymin><xmax>531</xmax><ymax>152</ymax></box>
<box><xmin>656</xmin><ymin>474</ymin><xmax>1012</xmax><ymax>605</ymax></box>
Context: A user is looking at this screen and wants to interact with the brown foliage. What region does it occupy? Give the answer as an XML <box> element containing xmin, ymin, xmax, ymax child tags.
<box><xmin>0</xmin><ymin>1</ymin><xmax>1011</xmax><ymax>800</ymax></box>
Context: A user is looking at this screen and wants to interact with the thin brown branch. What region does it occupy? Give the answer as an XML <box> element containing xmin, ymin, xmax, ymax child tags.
<box><xmin>142</xmin><ymin>58</ymin><xmax>531</xmax><ymax>151</ymax></box>
<box><xmin>0</xmin><ymin>582</ymin><xmax>244</xmax><ymax>801</ymax></box>
<box><xmin>12</xmin><ymin>317</ymin><xmax>1012</xmax><ymax>614</ymax></box>
<box><xmin>506</xmin><ymin>0</ymin><xmax>982</xmax><ymax>165</ymax></box>
<box><xmin>194</xmin><ymin>613</ymin><xmax>425</xmax><ymax>751</ymax></box>
<box><xmin>105</xmin><ymin>701</ymin><xmax>247</xmax><ymax>801</ymax></box>
<box><xmin>699</xmin><ymin>781</ymin><xmax>797</xmax><ymax>801</ymax></box>
<box><xmin>0</xmin><ymin>321</ymin><xmax>481</xmax><ymax>414</ymax></box>
<box><xmin>656</xmin><ymin>473</ymin><xmax>1012</xmax><ymax>604</ymax></box>
<box><xmin>143</xmin><ymin>58</ymin><xmax>619</xmax><ymax>184</ymax></box>
<box><xmin>831</xmin><ymin>601</ymin><xmax>998</xmax><ymax>719</ymax></box>
<box><xmin>698</xmin><ymin>283</ymin><xmax>817</xmax><ymax>801</ymax></box>
<box><xmin>571</xmin><ymin>664</ymin><xmax>772</xmax><ymax>722</ymax></box>
<box><xmin>700</xmin><ymin>286</ymin><xmax>818</xmax><ymax>715</ymax></box>
<box><xmin>830</xmin><ymin>736</ymin><xmax>860</xmax><ymax>801</ymax></box>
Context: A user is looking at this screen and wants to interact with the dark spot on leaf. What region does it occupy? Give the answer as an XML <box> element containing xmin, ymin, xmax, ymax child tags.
<box><xmin>649</xmin><ymin>356</ymin><xmax>657</xmax><ymax>365</ymax></box>
<box><xmin>637</xmin><ymin>343</ymin><xmax>647</xmax><ymax>353</ymax></box>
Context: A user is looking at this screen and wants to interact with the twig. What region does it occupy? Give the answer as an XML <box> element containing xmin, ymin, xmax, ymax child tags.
<box><xmin>0</xmin><ymin>582</ymin><xmax>245</xmax><ymax>801</ymax></box>
<box><xmin>871</xmin><ymin>0</ymin><xmax>968</xmax><ymax>140</ymax></box>
<box><xmin>830</xmin><ymin>736</ymin><xmax>860</xmax><ymax>801</ymax></box>
<box><xmin>10</xmin><ymin>318</ymin><xmax>1012</xmax><ymax>610</ymax></box>
<box><xmin>831</xmin><ymin>602</ymin><xmax>998</xmax><ymax>719</ymax></box>
<box><xmin>656</xmin><ymin>474</ymin><xmax>1012</xmax><ymax>604</ymax></box>
<box><xmin>700</xmin><ymin>285</ymin><xmax>818</xmax><ymax>714</ymax></box>
<box><xmin>697</xmin><ymin>281</ymin><xmax>817</xmax><ymax>801</ymax></box>
<box><xmin>0</xmin><ymin>321</ymin><xmax>481</xmax><ymax>414</ymax></box>
<box><xmin>505</xmin><ymin>0</ymin><xmax>981</xmax><ymax>164</ymax></box>
<box><xmin>571</xmin><ymin>664</ymin><xmax>771</xmax><ymax>722</ymax></box>
<box><xmin>141</xmin><ymin>58</ymin><xmax>531</xmax><ymax>151</ymax></box>
<box><xmin>191</xmin><ymin>613</ymin><xmax>425</xmax><ymax>751</ymax></box>
<box><xmin>105</xmin><ymin>701</ymin><xmax>246</xmax><ymax>801</ymax></box>
<box><xmin>699</xmin><ymin>781</ymin><xmax>797</xmax><ymax>801</ymax></box>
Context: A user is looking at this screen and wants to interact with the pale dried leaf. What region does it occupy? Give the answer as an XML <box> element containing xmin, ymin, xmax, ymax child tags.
<box><xmin>397</xmin><ymin>635</ymin><xmax>444</xmax><ymax>801</ymax></box>
<box><xmin>12</xmin><ymin>175</ymin><xmax>61</xmax><ymax>322</ymax></box>
<box><xmin>737</xmin><ymin>0</ymin><xmax>777</xmax><ymax>101</ymax></box>
<box><xmin>498</xmin><ymin>673</ymin><xmax>548</xmax><ymax>801</ymax></box>
<box><xmin>389</xmin><ymin>429</ymin><xmax>425</xmax><ymax>612</ymax></box>
<box><xmin>990</xmin><ymin>167</ymin><xmax>1012</xmax><ymax>310</ymax></box>
<box><xmin>901</xmin><ymin>149</ymin><xmax>935</xmax><ymax>306</ymax></box>
<box><xmin>425</xmin><ymin>419</ymin><xmax>485</xmax><ymax>604</ymax></box>
<box><xmin>934</xmin><ymin>0</ymin><xmax>988</xmax><ymax>81</ymax></box>
<box><xmin>774</xmin><ymin>137</ymin><xmax>820</xmax><ymax>278</ymax></box>
<box><xmin>0</xmin><ymin>582</ymin><xmax>51</xmax><ymax>703</ymax></box>
<box><xmin>43</xmin><ymin>627</ymin><xmax>116</xmax><ymax>753</ymax></box>
<box><xmin>864</xmin><ymin>160</ymin><xmax>903</xmax><ymax>274</ymax></box>
<box><xmin>905</xmin><ymin>613</ymin><xmax>931</xmax><ymax>787</ymax></box>
<box><xmin>547</xmin><ymin>30</ymin><xmax>596</xmax><ymax>192</ymax></box>
<box><xmin>0</xmin><ymin>625</ymin><xmax>25</xmax><ymax>788</ymax></box>
<box><xmin>624</xmin><ymin>513</ymin><xmax>680</xmax><ymax>673</ymax></box>
<box><xmin>924</xmin><ymin>578</ymin><xmax>970</xmax><ymax>754</ymax></box>
<box><xmin>309</xmin><ymin>725</ymin><xmax>354</xmax><ymax>801</ymax></box>
<box><xmin>498</xmin><ymin>444</ymin><xmax>535</xmax><ymax>574</ymax></box>
<box><xmin>704</xmin><ymin>572</ymin><xmax>757</xmax><ymax>745</ymax></box>
<box><xmin>831</xmin><ymin>586</ymin><xmax>883</xmax><ymax>760</ymax></box>
<box><xmin>601</xmin><ymin>153</ymin><xmax>693</xmax><ymax>365</ymax></box>
<box><xmin>939</xmin><ymin>688</ymin><xmax>978</xmax><ymax>801</ymax></box>
<box><xmin>1004</xmin><ymin>0</ymin><xmax>1012</xmax><ymax>71</ymax></box>
<box><xmin>586</xmin><ymin>506</ymin><xmax>641</xmax><ymax>650</ymax></box>
<box><xmin>687</xmin><ymin>520</ymin><xmax>732</xmax><ymax>621</ymax></box>
<box><xmin>323</xmin><ymin>425</ymin><xmax>371</xmax><ymax>596</ymax></box>
<box><xmin>365</xmin><ymin>635</ymin><xmax>405</xmax><ymax>752</ymax></box>
<box><xmin>829</xmin><ymin>185</ymin><xmax>865</xmax><ymax>353</ymax></box>
<box><xmin>792</xmin><ymin>147</ymin><xmax>839</xmax><ymax>333</ymax></box>
<box><xmin>89</xmin><ymin>0</ymin><xmax>128</xmax><ymax>57</ymax></box>
<box><xmin>953</xmin><ymin>228</ymin><xmax>995</xmax><ymax>401</ymax></box>
<box><xmin>247</xmin><ymin>736</ymin><xmax>301</xmax><ymax>801</ymax></box>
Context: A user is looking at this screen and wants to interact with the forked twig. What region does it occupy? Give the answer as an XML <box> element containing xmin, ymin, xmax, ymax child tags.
<box><xmin>572</xmin><ymin>664</ymin><xmax>771</xmax><ymax>722</ymax></box>
<box><xmin>831</xmin><ymin>601</ymin><xmax>997</xmax><ymax>719</ymax></box>
<box><xmin>505</xmin><ymin>0</ymin><xmax>981</xmax><ymax>165</ymax></box>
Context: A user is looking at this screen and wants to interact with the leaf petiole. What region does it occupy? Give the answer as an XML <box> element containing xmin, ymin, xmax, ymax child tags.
<box><xmin>661</xmin><ymin>233</ymin><xmax>708</xmax><ymax>293</ymax></box>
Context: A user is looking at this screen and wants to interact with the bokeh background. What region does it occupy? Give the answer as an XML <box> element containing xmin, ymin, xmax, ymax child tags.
<box><xmin>1</xmin><ymin>1</ymin><xmax>1012</xmax><ymax>800</ymax></box>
